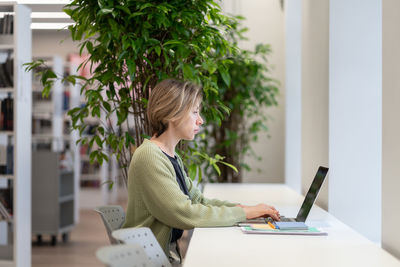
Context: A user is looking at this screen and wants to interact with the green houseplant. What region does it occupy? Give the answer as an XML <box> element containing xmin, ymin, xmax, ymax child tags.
<box><xmin>197</xmin><ymin>17</ymin><xmax>279</xmax><ymax>183</ymax></box>
<box><xmin>25</xmin><ymin>1</ymin><xmax>278</xmax><ymax>186</ymax></box>
<box><xmin>25</xmin><ymin>0</ymin><xmax>242</xmax><ymax>186</ymax></box>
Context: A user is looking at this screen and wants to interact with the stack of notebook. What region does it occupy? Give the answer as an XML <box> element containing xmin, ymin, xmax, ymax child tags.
<box><xmin>238</xmin><ymin>222</ymin><xmax>327</xmax><ymax>236</ymax></box>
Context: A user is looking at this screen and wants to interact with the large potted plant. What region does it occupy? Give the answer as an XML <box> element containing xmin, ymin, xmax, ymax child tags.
<box><xmin>25</xmin><ymin>0</ymin><xmax>242</xmax><ymax>185</ymax></box>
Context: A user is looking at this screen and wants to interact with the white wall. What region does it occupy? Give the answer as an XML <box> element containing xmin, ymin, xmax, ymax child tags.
<box><xmin>284</xmin><ymin>0</ymin><xmax>302</xmax><ymax>192</ymax></box>
<box><xmin>301</xmin><ymin>0</ymin><xmax>329</xmax><ymax>210</ymax></box>
<box><xmin>222</xmin><ymin>0</ymin><xmax>286</xmax><ymax>183</ymax></box>
<box><xmin>32</xmin><ymin>30</ymin><xmax>79</xmax><ymax>59</ymax></box>
<box><xmin>382</xmin><ymin>0</ymin><xmax>400</xmax><ymax>259</ymax></box>
<box><xmin>329</xmin><ymin>0</ymin><xmax>382</xmax><ymax>243</ymax></box>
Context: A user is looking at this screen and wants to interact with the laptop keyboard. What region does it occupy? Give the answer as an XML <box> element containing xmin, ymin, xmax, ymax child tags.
<box><xmin>280</xmin><ymin>217</ymin><xmax>296</xmax><ymax>222</ymax></box>
<box><xmin>265</xmin><ymin>216</ymin><xmax>296</xmax><ymax>222</ymax></box>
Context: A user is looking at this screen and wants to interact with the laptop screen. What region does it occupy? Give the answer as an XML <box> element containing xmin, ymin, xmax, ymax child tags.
<box><xmin>296</xmin><ymin>166</ymin><xmax>329</xmax><ymax>222</ymax></box>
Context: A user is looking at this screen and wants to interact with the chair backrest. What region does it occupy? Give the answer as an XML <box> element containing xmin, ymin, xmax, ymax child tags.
<box><xmin>96</xmin><ymin>244</ymin><xmax>154</xmax><ymax>267</ymax></box>
<box><xmin>112</xmin><ymin>227</ymin><xmax>172</xmax><ymax>267</ymax></box>
<box><xmin>94</xmin><ymin>205</ymin><xmax>126</xmax><ymax>244</ymax></box>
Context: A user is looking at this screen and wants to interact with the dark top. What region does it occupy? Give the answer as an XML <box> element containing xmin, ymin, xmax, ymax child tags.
<box><xmin>163</xmin><ymin>152</ymin><xmax>190</xmax><ymax>243</ymax></box>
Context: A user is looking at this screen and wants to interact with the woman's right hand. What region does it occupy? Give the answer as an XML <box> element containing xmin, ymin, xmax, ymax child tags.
<box><xmin>239</xmin><ymin>204</ymin><xmax>281</xmax><ymax>221</ymax></box>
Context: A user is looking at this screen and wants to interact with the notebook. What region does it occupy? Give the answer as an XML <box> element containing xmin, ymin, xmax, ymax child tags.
<box><xmin>274</xmin><ymin>221</ymin><xmax>308</xmax><ymax>230</ymax></box>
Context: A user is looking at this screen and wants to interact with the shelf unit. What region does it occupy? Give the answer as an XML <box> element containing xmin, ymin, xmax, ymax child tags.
<box><xmin>31</xmin><ymin>56</ymin><xmax>79</xmax><ymax>228</ymax></box>
<box><xmin>0</xmin><ymin>2</ymin><xmax>32</xmax><ymax>267</ymax></box>
<box><xmin>31</xmin><ymin>151</ymin><xmax>74</xmax><ymax>246</ymax></box>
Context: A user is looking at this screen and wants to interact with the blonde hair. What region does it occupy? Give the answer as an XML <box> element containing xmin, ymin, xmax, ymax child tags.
<box><xmin>147</xmin><ymin>79</ymin><xmax>203</xmax><ymax>137</ymax></box>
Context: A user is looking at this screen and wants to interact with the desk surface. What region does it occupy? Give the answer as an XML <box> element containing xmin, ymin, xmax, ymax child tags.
<box><xmin>183</xmin><ymin>184</ymin><xmax>400</xmax><ymax>267</ymax></box>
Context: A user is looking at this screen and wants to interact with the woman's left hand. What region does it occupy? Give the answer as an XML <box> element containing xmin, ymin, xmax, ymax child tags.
<box><xmin>237</xmin><ymin>204</ymin><xmax>280</xmax><ymax>221</ymax></box>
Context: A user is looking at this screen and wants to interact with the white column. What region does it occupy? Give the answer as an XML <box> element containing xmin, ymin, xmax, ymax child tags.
<box><xmin>329</xmin><ymin>0</ymin><xmax>382</xmax><ymax>243</ymax></box>
<box><xmin>69</xmin><ymin>62</ymin><xmax>80</xmax><ymax>223</ymax></box>
<box><xmin>285</xmin><ymin>0</ymin><xmax>302</xmax><ymax>193</ymax></box>
<box><xmin>51</xmin><ymin>56</ymin><xmax>63</xmax><ymax>152</ymax></box>
<box><xmin>108</xmin><ymin>110</ymin><xmax>119</xmax><ymax>204</ymax></box>
<box><xmin>301</xmin><ymin>0</ymin><xmax>329</xmax><ymax>210</ymax></box>
<box><xmin>14</xmin><ymin>4</ymin><xmax>32</xmax><ymax>267</ymax></box>
<box><xmin>100</xmin><ymin>106</ymin><xmax>109</xmax><ymax>205</ymax></box>
<box><xmin>382</xmin><ymin>0</ymin><xmax>400</xmax><ymax>259</ymax></box>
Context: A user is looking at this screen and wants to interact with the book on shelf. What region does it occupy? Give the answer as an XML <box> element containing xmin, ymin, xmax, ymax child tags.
<box><xmin>2</xmin><ymin>15</ymin><xmax>7</xmax><ymax>34</ymax></box>
<box><xmin>0</xmin><ymin>145</ymin><xmax>6</xmax><ymax>174</ymax></box>
<box><xmin>0</xmin><ymin>100</ymin><xmax>2</xmax><ymax>129</ymax></box>
<box><xmin>0</xmin><ymin>51</ymin><xmax>13</xmax><ymax>88</ymax></box>
<box><xmin>10</xmin><ymin>15</ymin><xmax>14</xmax><ymax>34</ymax></box>
<box><xmin>0</xmin><ymin>179</ymin><xmax>11</xmax><ymax>246</ymax></box>
<box><xmin>0</xmin><ymin>220</ymin><xmax>9</xmax><ymax>245</ymax></box>
<box><xmin>0</xmin><ymin>14</ymin><xmax>14</xmax><ymax>35</ymax></box>
<box><xmin>0</xmin><ymin>54</ymin><xmax>12</xmax><ymax>88</ymax></box>
<box><xmin>81</xmin><ymin>161</ymin><xmax>100</xmax><ymax>174</ymax></box>
<box><xmin>0</xmin><ymin>143</ymin><xmax>13</xmax><ymax>175</ymax></box>
<box><xmin>4</xmin><ymin>57</ymin><xmax>13</xmax><ymax>87</ymax></box>
<box><xmin>0</xmin><ymin>199</ymin><xmax>12</xmax><ymax>222</ymax></box>
<box><xmin>0</xmin><ymin>94</ymin><xmax>13</xmax><ymax>131</ymax></box>
<box><xmin>63</xmin><ymin>90</ymin><xmax>70</xmax><ymax>111</ymax></box>
<box><xmin>0</xmin><ymin>65</ymin><xmax>7</xmax><ymax>88</ymax></box>
<box><xmin>0</xmin><ymin>180</ymin><xmax>13</xmax><ymax>217</ymax></box>
<box><xmin>6</xmin><ymin>142</ymin><xmax>13</xmax><ymax>174</ymax></box>
<box><xmin>80</xmin><ymin>180</ymin><xmax>100</xmax><ymax>188</ymax></box>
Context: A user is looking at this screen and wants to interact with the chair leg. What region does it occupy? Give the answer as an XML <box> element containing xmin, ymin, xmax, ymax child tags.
<box><xmin>51</xmin><ymin>235</ymin><xmax>57</xmax><ymax>246</ymax></box>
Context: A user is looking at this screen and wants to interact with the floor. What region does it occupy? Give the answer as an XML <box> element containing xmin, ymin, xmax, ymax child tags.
<box><xmin>32</xmin><ymin>209</ymin><xmax>109</xmax><ymax>267</ymax></box>
<box><xmin>31</xmin><ymin>207</ymin><xmax>191</xmax><ymax>267</ymax></box>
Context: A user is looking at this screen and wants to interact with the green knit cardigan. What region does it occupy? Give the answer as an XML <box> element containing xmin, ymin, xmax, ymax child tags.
<box><xmin>122</xmin><ymin>139</ymin><xmax>246</xmax><ymax>255</ymax></box>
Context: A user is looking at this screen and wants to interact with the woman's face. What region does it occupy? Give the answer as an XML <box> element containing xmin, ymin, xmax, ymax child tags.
<box><xmin>172</xmin><ymin>102</ymin><xmax>203</xmax><ymax>140</ymax></box>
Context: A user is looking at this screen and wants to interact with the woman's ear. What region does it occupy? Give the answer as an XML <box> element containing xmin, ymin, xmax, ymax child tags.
<box><xmin>169</xmin><ymin>116</ymin><xmax>185</xmax><ymax>128</ymax></box>
<box><xmin>168</xmin><ymin>118</ymin><xmax>178</xmax><ymax>127</ymax></box>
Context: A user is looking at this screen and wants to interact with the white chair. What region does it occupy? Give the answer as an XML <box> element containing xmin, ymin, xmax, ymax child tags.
<box><xmin>96</xmin><ymin>244</ymin><xmax>154</xmax><ymax>267</ymax></box>
<box><xmin>112</xmin><ymin>227</ymin><xmax>172</xmax><ymax>267</ymax></box>
<box><xmin>94</xmin><ymin>205</ymin><xmax>126</xmax><ymax>244</ymax></box>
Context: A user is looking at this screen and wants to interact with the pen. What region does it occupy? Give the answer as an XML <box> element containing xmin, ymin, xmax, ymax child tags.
<box><xmin>268</xmin><ymin>221</ymin><xmax>276</xmax><ymax>229</ymax></box>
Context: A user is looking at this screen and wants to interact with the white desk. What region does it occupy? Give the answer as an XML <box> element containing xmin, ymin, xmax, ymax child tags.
<box><xmin>183</xmin><ymin>184</ymin><xmax>400</xmax><ymax>267</ymax></box>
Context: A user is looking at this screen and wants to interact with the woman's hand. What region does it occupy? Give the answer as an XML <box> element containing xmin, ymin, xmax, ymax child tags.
<box><xmin>237</xmin><ymin>204</ymin><xmax>280</xmax><ymax>221</ymax></box>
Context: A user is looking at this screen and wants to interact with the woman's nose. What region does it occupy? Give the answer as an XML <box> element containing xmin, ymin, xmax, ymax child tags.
<box><xmin>197</xmin><ymin>114</ymin><xmax>204</xmax><ymax>125</ymax></box>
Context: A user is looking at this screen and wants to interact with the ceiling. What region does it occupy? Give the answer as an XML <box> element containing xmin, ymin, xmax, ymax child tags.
<box><xmin>18</xmin><ymin>1</ymin><xmax>74</xmax><ymax>30</ymax></box>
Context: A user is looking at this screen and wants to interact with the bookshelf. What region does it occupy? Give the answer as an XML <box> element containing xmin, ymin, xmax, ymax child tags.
<box><xmin>32</xmin><ymin>151</ymin><xmax>74</xmax><ymax>246</ymax></box>
<box><xmin>32</xmin><ymin>56</ymin><xmax>66</xmax><ymax>152</ymax></box>
<box><xmin>0</xmin><ymin>2</ymin><xmax>31</xmax><ymax>267</ymax></box>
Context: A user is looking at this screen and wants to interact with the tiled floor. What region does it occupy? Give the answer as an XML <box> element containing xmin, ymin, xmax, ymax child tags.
<box><xmin>32</xmin><ymin>209</ymin><xmax>109</xmax><ymax>267</ymax></box>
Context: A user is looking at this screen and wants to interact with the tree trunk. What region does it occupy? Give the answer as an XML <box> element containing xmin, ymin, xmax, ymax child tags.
<box><xmin>214</xmin><ymin>106</ymin><xmax>243</xmax><ymax>183</ymax></box>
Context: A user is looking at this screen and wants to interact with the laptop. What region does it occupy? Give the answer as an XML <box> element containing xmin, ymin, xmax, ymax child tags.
<box><xmin>243</xmin><ymin>166</ymin><xmax>329</xmax><ymax>224</ymax></box>
<box><xmin>277</xmin><ymin>166</ymin><xmax>329</xmax><ymax>222</ymax></box>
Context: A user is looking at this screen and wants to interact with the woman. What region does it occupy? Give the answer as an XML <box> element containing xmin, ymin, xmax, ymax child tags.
<box><xmin>123</xmin><ymin>79</ymin><xmax>280</xmax><ymax>264</ymax></box>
